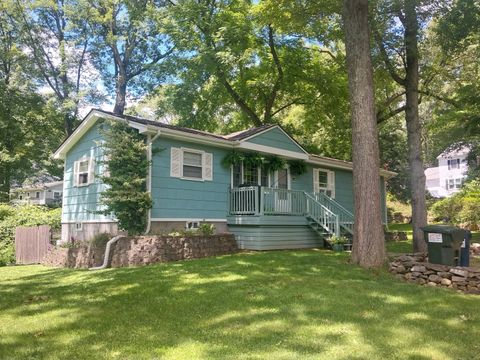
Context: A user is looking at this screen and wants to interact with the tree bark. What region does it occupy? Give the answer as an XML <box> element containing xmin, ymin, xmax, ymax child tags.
<box><xmin>113</xmin><ymin>72</ymin><xmax>127</xmax><ymax>115</ymax></box>
<box><xmin>343</xmin><ymin>0</ymin><xmax>386</xmax><ymax>268</ymax></box>
<box><xmin>404</xmin><ymin>0</ymin><xmax>427</xmax><ymax>252</ymax></box>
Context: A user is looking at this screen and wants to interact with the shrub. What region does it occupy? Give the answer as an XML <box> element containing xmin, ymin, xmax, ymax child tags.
<box><xmin>0</xmin><ymin>205</ymin><xmax>61</xmax><ymax>266</ymax></box>
<box><xmin>90</xmin><ymin>232</ymin><xmax>112</xmax><ymax>248</ymax></box>
<box><xmin>430</xmin><ymin>180</ymin><xmax>480</xmax><ymax>226</ymax></box>
<box><xmin>198</xmin><ymin>223</ymin><xmax>215</xmax><ymax>236</ymax></box>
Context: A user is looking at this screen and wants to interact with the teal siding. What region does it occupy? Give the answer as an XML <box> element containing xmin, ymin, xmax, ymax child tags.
<box><xmin>150</xmin><ymin>138</ymin><xmax>231</xmax><ymax>219</ymax></box>
<box><xmin>228</xmin><ymin>216</ymin><xmax>323</xmax><ymax>250</ymax></box>
<box><xmin>62</xmin><ymin>123</ymin><xmax>112</xmax><ymax>222</ymax></box>
<box><xmin>245</xmin><ymin>127</ymin><xmax>306</xmax><ymax>154</ymax></box>
<box><xmin>291</xmin><ymin>165</ymin><xmax>354</xmax><ymax>214</ymax></box>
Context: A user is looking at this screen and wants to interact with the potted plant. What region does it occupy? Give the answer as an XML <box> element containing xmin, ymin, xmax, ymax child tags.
<box><xmin>330</xmin><ymin>235</ymin><xmax>348</xmax><ymax>252</ymax></box>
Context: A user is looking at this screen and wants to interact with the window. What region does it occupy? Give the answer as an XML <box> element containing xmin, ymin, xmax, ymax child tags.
<box><xmin>75</xmin><ymin>222</ymin><xmax>83</xmax><ymax>232</ymax></box>
<box><xmin>53</xmin><ymin>191</ymin><xmax>62</xmax><ymax>200</ymax></box>
<box><xmin>170</xmin><ymin>148</ymin><xmax>213</xmax><ymax>181</ymax></box>
<box><xmin>19</xmin><ymin>195</ymin><xmax>23</xmax><ymax>200</ymax></box>
<box><xmin>314</xmin><ymin>168</ymin><xmax>335</xmax><ymax>198</ymax></box>
<box><xmin>183</xmin><ymin>151</ymin><xmax>203</xmax><ymax>179</ymax></box>
<box><xmin>231</xmin><ymin>163</ymin><xmax>270</xmax><ymax>187</ymax></box>
<box><xmin>186</xmin><ymin>221</ymin><xmax>200</xmax><ymax>230</ymax></box>
<box><xmin>243</xmin><ymin>163</ymin><xmax>258</xmax><ymax>185</ymax></box>
<box><xmin>448</xmin><ymin>159</ymin><xmax>460</xmax><ymax>170</ymax></box>
<box><xmin>455</xmin><ymin>178</ymin><xmax>462</xmax><ymax>189</ymax></box>
<box><xmin>26</xmin><ymin>192</ymin><xmax>30</xmax><ymax>197</ymax></box>
<box><xmin>74</xmin><ymin>157</ymin><xmax>94</xmax><ymax>186</ymax></box>
<box><xmin>35</xmin><ymin>192</ymin><xmax>40</xmax><ymax>199</ymax></box>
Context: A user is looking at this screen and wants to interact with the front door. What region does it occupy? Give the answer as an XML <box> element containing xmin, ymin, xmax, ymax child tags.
<box><xmin>275</xmin><ymin>168</ymin><xmax>291</xmax><ymax>213</ymax></box>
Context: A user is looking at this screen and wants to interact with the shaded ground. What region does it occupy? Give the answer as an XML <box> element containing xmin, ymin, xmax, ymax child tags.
<box><xmin>1</xmin><ymin>250</ymin><xmax>480</xmax><ymax>359</ymax></box>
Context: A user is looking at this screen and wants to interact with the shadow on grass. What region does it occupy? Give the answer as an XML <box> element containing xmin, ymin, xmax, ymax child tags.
<box><xmin>1</xmin><ymin>250</ymin><xmax>479</xmax><ymax>359</ymax></box>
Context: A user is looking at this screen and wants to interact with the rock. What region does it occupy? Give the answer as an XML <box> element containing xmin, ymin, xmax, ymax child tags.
<box><xmin>452</xmin><ymin>276</ymin><xmax>467</xmax><ymax>283</ymax></box>
<box><xmin>438</xmin><ymin>271</ymin><xmax>452</xmax><ymax>279</ymax></box>
<box><xmin>411</xmin><ymin>265</ymin><xmax>427</xmax><ymax>273</ymax></box>
<box><xmin>425</xmin><ymin>263</ymin><xmax>449</xmax><ymax>272</ymax></box>
<box><xmin>427</xmin><ymin>282</ymin><xmax>437</xmax><ymax>287</ymax></box>
<box><xmin>416</xmin><ymin>278</ymin><xmax>427</xmax><ymax>285</ymax></box>
<box><xmin>428</xmin><ymin>274</ymin><xmax>442</xmax><ymax>283</ymax></box>
<box><xmin>441</xmin><ymin>278</ymin><xmax>452</xmax><ymax>286</ymax></box>
<box><xmin>450</xmin><ymin>268</ymin><xmax>469</xmax><ymax>277</ymax></box>
<box><xmin>395</xmin><ymin>265</ymin><xmax>407</xmax><ymax>274</ymax></box>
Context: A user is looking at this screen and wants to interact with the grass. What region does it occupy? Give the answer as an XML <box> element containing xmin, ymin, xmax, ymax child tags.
<box><xmin>1</xmin><ymin>251</ymin><xmax>480</xmax><ymax>359</ymax></box>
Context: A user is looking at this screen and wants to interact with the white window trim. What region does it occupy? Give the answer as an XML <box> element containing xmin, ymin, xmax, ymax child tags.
<box><xmin>74</xmin><ymin>222</ymin><xmax>83</xmax><ymax>232</ymax></box>
<box><xmin>181</xmin><ymin>147</ymin><xmax>205</xmax><ymax>181</ymax></box>
<box><xmin>185</xmin><ymin>221</ymin><xmax>200</xmax><ymax>230</ymax></box>
<box><xmin>74</xmin><ymin>157</ymin><xmax>95</xmax><ymax>187</ymax></box>
<box><xmin>313</xmin><ymin>168</ymin><xmax>335</xmax><ymax>198</ymax></box>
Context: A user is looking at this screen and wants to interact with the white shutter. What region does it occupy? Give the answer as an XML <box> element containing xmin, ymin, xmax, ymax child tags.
<box><xmin>328</xmin><ymin>170</ymin><xmax>335</xmax><ymax>198</ymax></box>
<box><xmin>88</xmin><ymin>158</ymin><xmax>95</xmax><ymax>184</ymax></box>
<box><xmin>170</xmin><ymin>147</ymin><xmax>182</xmax><ymax>178</ymax></box>
<box><xmin>73</xmin><ymin>161</ymin><xmax>79</xmax><ymax>187</ymax></box>
<box><xmin>203</xmin><ymin>152</ymin><xmax>213</xmax><ymax>181</ymax></box>
<box><xmin>313</xmin><ymin>169</ymin><xmax>319</xmax><ymax>193</ymax></box>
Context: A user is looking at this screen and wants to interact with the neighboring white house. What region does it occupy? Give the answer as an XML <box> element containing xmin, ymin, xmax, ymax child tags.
<box><xmin>425</xmin><ymin>146</ymin><xmax>470</xmax><ymax>198</ymax></box>
<box><xmin>10</xmin><ymin>181</ymin><xmax>64</xmax><ymax>206</ymax></box>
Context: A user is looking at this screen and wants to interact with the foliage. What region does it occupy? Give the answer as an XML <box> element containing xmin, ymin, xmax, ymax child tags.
<box><xmin>430</xmin><ymin>180</ymin><xmax>480</xmax><ymax>226</ymax></box>
<box><xmin>264</xmin><ymin>155</ymin><xmax>286</xmax><ymax>172</ymax></box>
<box><xmin>329</xmin><ymin>235</ymin><xmax>349</xmax><ymax>245</ymax></box>
<box><xmin>287</xmin><ymin>160</ymin><xmax>307</xmax><ymax>176</ymax></box>
<box><xmin>3</xmin><ymin>251</ymin><xmax>480</xmax><ymax>359</ymax></box>
<box><xmin>89</xmin><ymin>232</ymin><xmax>112</xmax><ymax>248</ymax></box>
<box><xmin>98</xmin><ymin>120</ymin><xmax>152</xmax><ymax>235</ymax></box>
<box><xmin>0</xmin><ymin>205</ymin><xmax>61</xmax><ymax>266</ymax></box>
<box><xmin>198</xmin><ymin>223</ymin><xmax>216</xmax><ymax>236</ymax></box>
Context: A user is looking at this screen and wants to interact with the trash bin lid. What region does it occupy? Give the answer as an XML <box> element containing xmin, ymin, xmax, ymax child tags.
<box><xmin>421</xmin><ymin>224</ymin><xmax>465</xmax><ymax>237</ymax></box>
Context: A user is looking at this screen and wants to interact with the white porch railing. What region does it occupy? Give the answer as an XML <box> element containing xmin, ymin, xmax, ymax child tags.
<box><xmin>313</xmin><ymin>192</ymin><xmax>354</xmax><ymax>235</ymax></box>
<box><xmin>229</xmin><ymin>187</ymin><xmax>341</xmax><ymax>237</ymax></box>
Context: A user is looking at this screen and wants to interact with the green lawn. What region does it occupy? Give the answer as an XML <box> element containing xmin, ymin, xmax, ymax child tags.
<box><xmin>1</xmin><ymin>251</ymin><xmax>480</xmax><ymax>359</ymax></box>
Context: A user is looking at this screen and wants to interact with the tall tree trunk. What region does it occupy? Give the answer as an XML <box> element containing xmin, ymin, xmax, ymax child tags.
<box><xmin>343</xmin><ymin>0</ymin><xmax>385</xmax><ymax>268</ymax></box>
<box><xmin>404</xmin><ymin>0</ymin><xmax>427</xmax><ymax>252</ymax></box>
<box><xmin>113</xmin><ymin>72</ymin><xmax>127</xmax><ymax>115</ymax></box>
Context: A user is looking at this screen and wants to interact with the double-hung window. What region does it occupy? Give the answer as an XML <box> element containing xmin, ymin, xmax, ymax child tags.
<box><xmin>447</xmin><ymin>159</ymin><xmax>460</xmax><ymax>170</ymax></box>
<box><xmin>74</xmin><ymin>157</ymin><xmax>95</xmax><ymax>187</ymax></box>
<box><xmin>231</xmin><ymin>163</ymin><xmax>270</xmax><ymax>187</ymax></box>
<box><xmin>183</xmin><ymin>151</ymin><xmax>203</xmax><ymax>179</ymax></box>
<box><xmin>313</xmin><ymin>168</ymin><xmax>335</xmax><ymax>198</ymax></box>
<box><xmin>170</xmin><ymin>147</ymin><xmax>213</xmax><ymax>181</ymax></box>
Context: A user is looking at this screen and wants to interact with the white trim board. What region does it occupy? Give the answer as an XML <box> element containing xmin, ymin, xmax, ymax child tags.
<box><xmin>62</xmin><ymin>219</ymin><xmax>117</xmax><ymax>224</ymax></box>
<box><xmin>239</xmin><ymin>125</ymin><xmax>309</xmax><ymax>155</ymax></box>
<box><xmin>237</xmin><ymin>142</ymin><xmax>309</xmax><ymax>160</ymax></box>
<box><xmin>151</xmin><ymin>218</ymin><xmax>228</xmax><ymax>223</ymax></box>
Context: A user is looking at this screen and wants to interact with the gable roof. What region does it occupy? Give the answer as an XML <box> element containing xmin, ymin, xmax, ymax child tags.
<box><xmin>53</xmin><ymin>109</ymin><xmax>397</xmax><ymax>178</ymax></box>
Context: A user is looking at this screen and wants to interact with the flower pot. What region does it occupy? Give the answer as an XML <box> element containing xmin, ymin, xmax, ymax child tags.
<box><xmin>332</xmin><ymin>243</ymin><xmax>344</xmax><ymax>252</ymax></box>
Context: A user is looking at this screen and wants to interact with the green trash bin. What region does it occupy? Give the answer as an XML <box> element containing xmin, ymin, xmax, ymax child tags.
<box><xmin>421</xmin><ymin>225</ymin><xmax>466</xmax><ymax>266</ymax></box>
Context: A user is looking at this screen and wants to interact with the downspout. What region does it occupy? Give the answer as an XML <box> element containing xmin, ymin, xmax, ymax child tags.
<box><xmin>145</xmin><ymin>130</ymin><xmax>161</xmax><ymax>235</ymax></box>
<box><xmin>89</xmin><ymin>235</ymin><xmax>124</xmax><ymax>270</ymax></box>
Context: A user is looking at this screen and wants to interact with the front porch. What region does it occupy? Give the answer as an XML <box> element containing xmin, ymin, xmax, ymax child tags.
<box><xmin>227</xmin><ymin>186</ymin><xmax>354</xmax><ymax>250</ymax></box>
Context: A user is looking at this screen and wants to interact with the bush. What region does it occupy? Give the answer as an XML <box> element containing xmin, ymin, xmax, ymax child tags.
<box><xmin>90</xmin><ymin>232</ymin><xmax>112</xmax><ymax>248</ymax></box>
<box><xmin>0</xmin><ymin>205</ymin><xmax>61</xmax><ymax>266</ymax></box>
<box><xmin>198</xmin><ymin>223</ymin><xmax>215</xmax><ymax>236</ymax></box>
<box><xmin>430</xmin><ymin>180</ymin><xmax>480</xmax><ymax>226</ymax></box>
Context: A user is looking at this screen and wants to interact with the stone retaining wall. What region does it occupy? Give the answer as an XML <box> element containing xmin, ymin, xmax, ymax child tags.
<box><xmin>389</xmin><ymin>253</ymin><xmax>480</xmax><ymax>295</ymax></box>
<box><xmin>42</xmin><ymin>234</ymin><xmax>238</xmax><ymax>269</ymax></box>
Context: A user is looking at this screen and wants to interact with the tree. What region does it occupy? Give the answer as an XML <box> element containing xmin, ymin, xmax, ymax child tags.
<box><xmin>98</xmin><ymin>120</ymin><xmax>152</xmax><ymax>234</ymax></box>
<box><xmin>373</xmin><ymin>0</ymin><xmax>431</xmax><ymax>252</ymax></box>
<box><xmin>9</xmin><ymin>0</ymin><xmax>94</xmax><ymax>135</ymax></box>
<box><xmin>82</xmin><ymin>0</ymin><xmax>174</xmax><ymax>115</ymax></box>
<box><xmin>0</xmin><ymin>5</ymin><xmax>64</xmax><ymax>201</ymax></box>
<box><xmin>343</xmin><ymin>0</ymin><xmax>385</xmax><ymax>267</ymax></box>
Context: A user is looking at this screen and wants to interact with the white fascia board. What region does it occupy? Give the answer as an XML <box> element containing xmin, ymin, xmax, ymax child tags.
<box><xmin>53</xmin><ymin>110</ymin><xmax>150</xmax><ymax>159</ymax></box>
<box><xmin>308</xmin><ymin>155</ymin><xmax>397</xmax><ymax>178</ymax></box>
<box><xmin>239</xmin><ymin>125</ymin><xmax>309</xmax><ymax>155</ymax></box>
<box><xmin>156</xmin><ymin>127</ymin><xmax>235</xmax><ymax>148</ymax></box>
<box><xmin>62</xmin><ymin>219</ymin><xmax>118</xmax><ymax>224</ymax></box>
<box><xmin>151</xmin><ymin>218</ymin><xmax>228</xmax><ymax>222</ymax></box>
<box><xmin>235</xmin><ymin>142</ymin><xmax>309</xmax><ymax>160</ymax></box>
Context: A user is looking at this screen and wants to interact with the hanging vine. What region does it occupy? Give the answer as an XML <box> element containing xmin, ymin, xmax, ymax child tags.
<box><xmin>222</xmin><ymin>150</ymin><xmax>306</xmax><ymax>175</ymax></box>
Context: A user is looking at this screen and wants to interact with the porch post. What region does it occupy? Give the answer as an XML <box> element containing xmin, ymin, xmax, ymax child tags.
<box><xmin>259</xmin><ymin>186</ymin><xmax>264</xmax><ymax>216</ymax></box>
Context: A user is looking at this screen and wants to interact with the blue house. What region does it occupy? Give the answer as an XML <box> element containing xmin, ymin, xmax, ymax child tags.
<box><xmin>54</xmin><ymin>109</ymin><xmax>395</xmax><ymax>250</ymax></box>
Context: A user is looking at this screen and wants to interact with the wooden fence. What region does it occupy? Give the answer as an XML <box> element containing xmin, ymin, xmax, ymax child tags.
<box><xmin>15</xmin><ymin>225</ymin><xmax>51</xmax><ymax>264</ymax></box>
